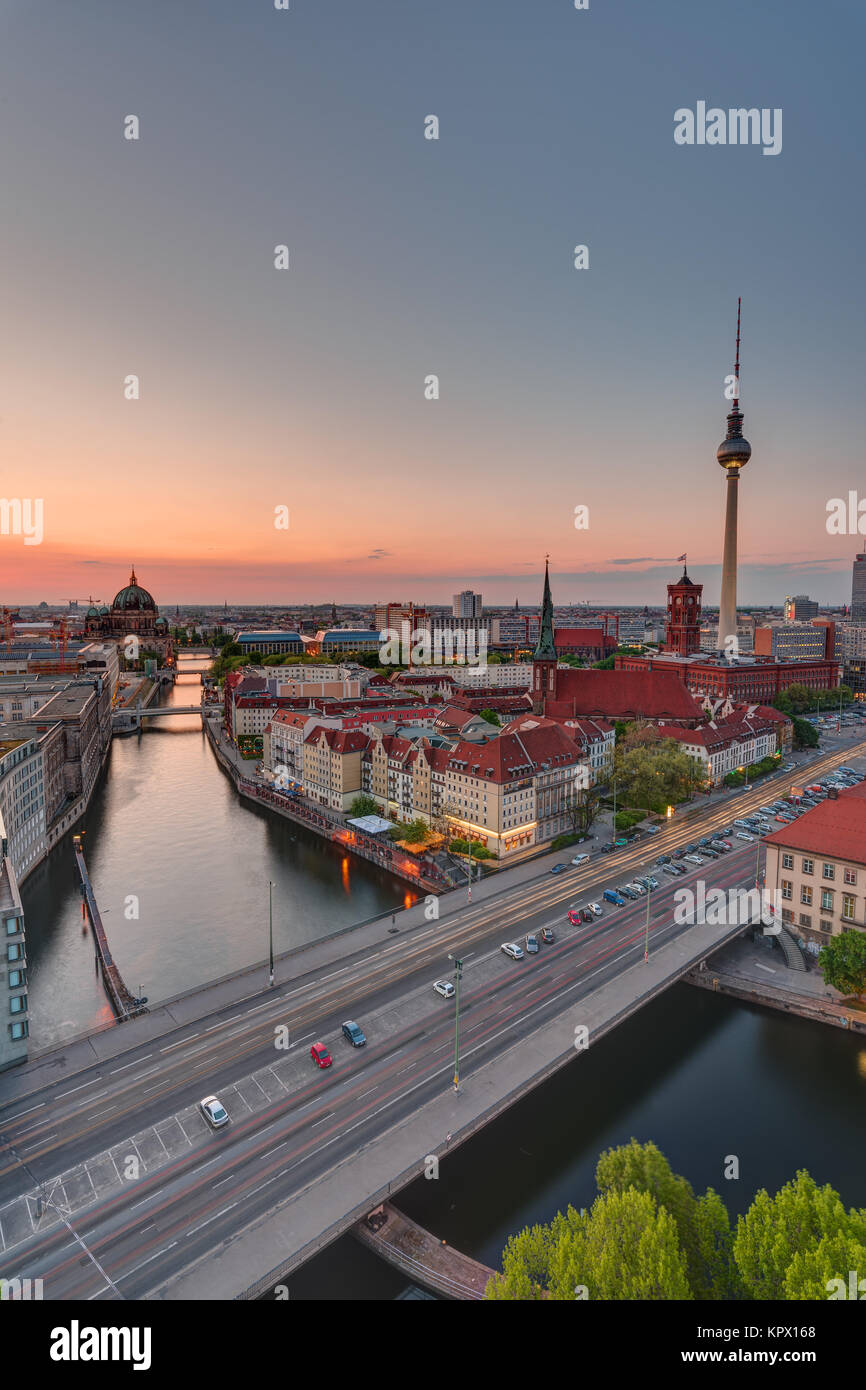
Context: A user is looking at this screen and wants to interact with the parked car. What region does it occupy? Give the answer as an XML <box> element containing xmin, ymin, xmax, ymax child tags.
<box><xmin>588</xmin><ymin>902</ymin><xmax>603</xmax><ymax>917</ymax></box>
<box><xmin>614</xmin><ymin>837</ymin><xmax>628</xmax><ymax>848</ymax></box>
<box><xmin>541</xmin><ymin>927</ymin><xmax>555</xmax><ymax>943</ymax></box>
<box><xmin>644</xmin><ymin>825</ymin><xmax>660</xmax><ymax>834</ymax></box>
<box><xmin>626</xmin><ymin>881</ymin><xmax>645</xmax><ymax>894</ymax></box>
<box><xmin>618</xmin><ymin>885</ymin><xmax>638</xmax><ymax>900</ymax></box>
<box><xmin>603</xmin><ymin>889</ymin><xmax>626</xmax><ymax>906</ymax></box>
<box><xmin>662</xmin><ymin>863</ymin><xmax>681</xmax><ymax>877</ymax></box>
<box><xmin>310</xmin><ymin>1042</ymin><xmax>332</xmax><ymax>1068</ymax></box>
<box><xmin>735</xmin><ymin>831</ymin><xmax>755</xmax><ymax>842</ymax></box>
<box><xmin>646</xmin><ymin>875</ymin><xmax>660</xmax><ymax>889</ymax></box>
<box><xmin>571</xmin><ymin>853</ymin><xmax>590</xmax><ymax>866</ymax></box>
<box><xmin>673</xmin><ymin>849</ymin><xmax>687</xmax><ymax>860</ymax></box>
<box><xmin>525</xmin><ymin>933</ymin><xmax>540</xmax><ymax>954</ymax></box>
<box><xmin>200</xmin><ymin>1095</ymin><xmax>229</xmax><ymax>1128</ymax></box>
<box><xmin>600</xmin><ymin>844</ymin><xmax>614</xmax><ymax>855</ymax></box>
<box><xmin>702</xmin><ymin>847</ymin><xmax>720</xmax><ymax>859</ymax></box>
<box><xmin>433</xmin><ymin>980</ymin><xmax>455</xmax><ymax>999</ymax></box>
<box><xmin>501</xmin><ymin>942</ymin><xmax>524</xmax><ymax>960</ymax></box>
<box><xmin>342</xmin><ymin>1020</ymin><xmax>367</xmax><ymax>1047</ymax></box>
<box><xmin>550</xmin><ymin>863</ymin><xmax>566</xmax><ymax>874</ymax></box>
<box><xmin>656</xmin><ymin>854</ymin><xmax>671</xmax><ymax>865</ymax></box>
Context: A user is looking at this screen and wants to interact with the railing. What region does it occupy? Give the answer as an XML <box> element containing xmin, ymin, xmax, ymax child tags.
<box><xmin>72</xmin><ymin>837</ymin><xmax>147</xmax><ymax>1021</ymax></box>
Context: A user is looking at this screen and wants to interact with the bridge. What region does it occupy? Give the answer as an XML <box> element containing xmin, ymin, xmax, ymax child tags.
<box><xmin>72</xmin><ymin>837</ymin><xmax>148</xmax><ymax>1022</ymax></box>
<box><xmin>112</xmin><ymin>703</ymin><xmax>205</xmax><ymax>729</ymax></box>
<box><xmin>0</xmin><ymin>738</ymin><xmax>861</xmax><ymax>1300</ymax></box>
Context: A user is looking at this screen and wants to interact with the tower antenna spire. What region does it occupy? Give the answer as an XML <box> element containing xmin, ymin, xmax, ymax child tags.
<box><xmin>733</xmin><ymin>296</ymin><xmax>741</xmax><ymax>408</ymax></box>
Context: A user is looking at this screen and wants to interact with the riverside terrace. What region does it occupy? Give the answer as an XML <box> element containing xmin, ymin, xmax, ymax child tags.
<box><xmin>2</xmin><ymin>737</ymin><xmax>863</xmax><ymax>1297</ymax></box>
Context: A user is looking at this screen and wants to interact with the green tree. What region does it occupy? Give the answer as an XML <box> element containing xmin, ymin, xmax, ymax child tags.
<box><xmin>818</xmin><ymin>930</ymin><xmax>866</xmax><ymax>1000</ymax></box>
<box><xmin>595</xmin><ymin>1139</ymin><xmax>738</xmax><ymax>1300</ymax></box>
<box><xmin>478</xmin><ymin>707</ymin><xmax>501</xmax><ymax>727</ymax></box>
<box><xmin>348</xmin><ymin>794</ymin><xmax>382</xmax><ymax>818</ymax></box>
<box><xmin>487</xmin><ymin>1189</ymin><xmax>692</xmax><ymax>1300</ymax></box>
<box><xmin>733</xmin><ymin>1170</ymin><xmax>866</xmax><ymax>1300</ymax></box>
<box><xmin>400</xmin><ymin>818</ymin><xmax>429</xmax><ymax>844</ymax></box>
<box><xmin>791</xmin><ymin>716</ymin><xmax>819</xmax><ymax>749</ymax></box>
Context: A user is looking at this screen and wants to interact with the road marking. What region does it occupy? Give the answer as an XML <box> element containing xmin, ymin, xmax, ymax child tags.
<box><xmin>55</xmin><ymin>1080</ymin><xmax>100</xmax><ymax>1099</ymax></box>
<box><xmin>160</xmin><ymin>1032</ymin><xmax>201</xmax><ymax>1052</ymax></box>
<box><xmin>9</xmin><ymin>1101</ymin><xmax>45</xmax><ymax>1119</ymax></box>
<box><xmin>120</xmin><ymin>1241</ymin><xmax>178</xmax><ymax>1279</ymax></box>
<box><xmin>311</xmin><ymin>1113</ymin><xmax>332</xmax><ymax>1127</ymax></box>
<box><xmin>109</xmin><ymin>1055</ymin><xmax>153</xmax><ymax>1074</ymax></box>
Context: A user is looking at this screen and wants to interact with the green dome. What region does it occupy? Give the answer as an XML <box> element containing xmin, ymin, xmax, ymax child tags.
<box><xmin>112</xmin><ymin>569</ymin><xmax>156</xmax><ymax>613</ymax></box>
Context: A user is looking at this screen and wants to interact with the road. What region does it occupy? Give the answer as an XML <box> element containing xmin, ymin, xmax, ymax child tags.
<box><xmin>0</xmin><ymin>735</ymin><xmax>862</xmax><ymax>1299</ymax></box>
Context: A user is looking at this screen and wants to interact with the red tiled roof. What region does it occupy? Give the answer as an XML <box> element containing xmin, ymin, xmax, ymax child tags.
<box><xmin>548</xmin><ymin>669</ymin><xmax>703</xmax><ymax>723</ymax></box>
<box><xmin>445</xmin><ymin>722</ymin><xmax>584</xmax><ymax>783</ymax></box>
<box><xmin>554</xmin><ymin>628</ymin><xmax>616</xmax><ymax>648</ymax></box>
<box><xmin>764</xmin><ymin>783</ymin><xmax>866</xmax><ymax>863</ymax></box>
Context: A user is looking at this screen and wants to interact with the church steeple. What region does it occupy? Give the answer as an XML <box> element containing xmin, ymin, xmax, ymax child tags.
<box><xmin>531</xmin><ymin>557</ymin><xmax>558</xmax><ymax>714</ymax></box>
<box><xmin>533</xmin><ymin>557</ymin><xmax>557</xmax><ymax>660</ymax></box>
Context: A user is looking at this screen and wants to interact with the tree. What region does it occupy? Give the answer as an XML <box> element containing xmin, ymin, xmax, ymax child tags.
<box><xmin>478</xmin><ymin>707</ymin><xmax>501</xmax><ymax>727</ymax></box>
<box><xmin>348</xmin><ymin>794</ymin><xmax>382</xmax><ymax>818</ymax></box>
<box><xmin>563</xmin><ymin>784</ymin><xmax>604</xmax><ymax>836</ymax></box>
<box><xmin>818</xmin><ymin>930</ymin><xmax>866</xmax><ymax>1000</ymax></box>
<box><xmin>486</xmin><ymin>1189</ymin><xmax>692</xmax><ymax>1300</ymax></box>
<box><xmin>595</xmin><ymin>1139</ymin><xmax>738</xmax><ymax>1300</ymax></box>
<box><xmin>614</xmin><ymin>740</ymin><xmax>705</xmax><ymax>812</ymax></box>
<box><xmin>733</xmin><ymin>1170</ymin><xmax>866</xmax><ymax>1300</ymax></box>
<box><xmin>791</xmin><ymin>716</ymin><xmax>819</xmax><ymax>749</ymax></box>
<box><xmin>400</xmin><ymin>818</ymin><xmax>429</xmax><ymax>844</ymax></box>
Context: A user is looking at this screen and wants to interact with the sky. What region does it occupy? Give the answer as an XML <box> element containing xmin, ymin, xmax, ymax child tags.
<box><xmin>1</xmin><ymin>0</ymin><xmax>864</xmax><ymax>608</ymax></box>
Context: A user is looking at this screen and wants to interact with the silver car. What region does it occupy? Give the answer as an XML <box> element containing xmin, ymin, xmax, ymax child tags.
<box><xmin>200</xmin><ymin>1095</ymin><xmax>229</xmax><ymax>1128</ymax></box>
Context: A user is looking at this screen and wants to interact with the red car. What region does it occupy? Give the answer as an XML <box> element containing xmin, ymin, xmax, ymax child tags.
<box><xmin>310</xmin><ymin>1042</ymin><xmax>332</xmax><ymax>1068</ymax></box>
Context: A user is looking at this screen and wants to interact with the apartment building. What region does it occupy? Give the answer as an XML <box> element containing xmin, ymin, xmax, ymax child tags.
<box><xmin>301</xmin><ymin>728</ymin><xmax>368</xmax><ymax>811</ymax></box>
<box><xmin>0</xmin><ymin>811</ymin><xmax>28</xmax><ymax>1069</ymax></box>
<box><xmin>764</xmin><ymin>783</ymin><xmax>866</xmax><ymax>947</ymax></box>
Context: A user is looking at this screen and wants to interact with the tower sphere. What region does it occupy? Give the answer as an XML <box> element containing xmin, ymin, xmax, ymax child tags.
<box><xmin>716</xmin><ymin>430</ymin><xmax>752</xmax><ymax>470</ymax></box>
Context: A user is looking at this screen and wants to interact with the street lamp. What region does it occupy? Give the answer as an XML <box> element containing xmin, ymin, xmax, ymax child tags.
<box><xmin>451</xmin><ymin>956</ymin><xmax>463</xmax><ymax>1091</ymax></box>
<box><xmin>268</xmin><ymin>880</ymin><xmax>275</xmax><ymax>987</ymax></box>
<box><xmin>644</xmin><ymin>879</ymin><xmax>652</xmax><ymax>963</ymax></box>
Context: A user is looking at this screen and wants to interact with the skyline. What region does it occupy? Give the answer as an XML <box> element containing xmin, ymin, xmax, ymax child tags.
<box><xmin>2</xmin><ymin>0</ymin><xmax>864</xmax><ymax>605</ymax></box>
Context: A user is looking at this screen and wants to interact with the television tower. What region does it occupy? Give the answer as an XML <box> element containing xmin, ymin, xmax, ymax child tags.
<box><xmin>716</xmin><ymin>299</ymin><xmax>751</xmax><ymax>653</ymax></box>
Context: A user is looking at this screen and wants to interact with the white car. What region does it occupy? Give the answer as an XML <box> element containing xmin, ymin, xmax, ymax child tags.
<box><xmin>735</xmin><ymin>831</ymin><xmax>755</xmax><ymax>842</ymax></box>
<box><xmin>588</xmin><ymin>902</ymin><xmax>603</xmax><ymax>917</ymax></box>
<box><xmin>626</xmin><ymin>881</ymin><xmax>645</xmax><ymax>894</ymax></box>
<box><xmin>500</xmin><ymin>942</ymin><xmax>524</xmax><ymax>960</ymax></box>
<box><xmin>200</xmin><ymin>1095</ymin><xmax>229</xmax><ymax>1128</ymax></box>
<box><xmin>684</xmin><ymin>854</ymin><xmax>704</xmax><ymax>865</ymax></box>
<box><xmin>571</xmin><ymin>853</ymin><xmax>590</xmax><ymax>866</ymax></box>
<box><xmin>433</xmin><ymin>980</ymin><xmax>455</xmax><ymax>999</ymax></box>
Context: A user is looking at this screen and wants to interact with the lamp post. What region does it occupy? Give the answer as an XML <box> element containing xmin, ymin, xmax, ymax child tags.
<box><xmin>452</xmin><ymin>957</ymin><xmax>463</xmax><ymax>1091</ymax></box>
<box><xmin>268</xmin><ymin>880</ymin><xmax>275</xmax><ymax>987</ymax></box>
<box><xmin>644</xmin><ymin>879</ymin><xmax>652</xmax><ymax>963</ymax></box>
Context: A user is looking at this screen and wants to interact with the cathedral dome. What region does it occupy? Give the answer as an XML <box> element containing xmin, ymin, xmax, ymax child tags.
<box><xmin>112</xmin><ymin>568</ymin><xmax>156</xmax><ymax>613</ymax></box>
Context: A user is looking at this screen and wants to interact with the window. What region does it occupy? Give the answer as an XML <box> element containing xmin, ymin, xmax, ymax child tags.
<box><xmin>9</xmin><ymin>1019</ymin><xmax>28</xmax><ymax>1040</ymax></box>
<box><xmin>801</xmin><ymin>858</ymin><xmax>814</xmax><ymax>875</ymax></box>
<box><xmin>4</xmin><ymin>917</ymin><xmax>20</xmax><ymax>936</ymax></box>
<box><xmin>842</xmin><ymin>894</ymin><xmax>856</xmax><ymax>921</ymax></box>
<box><xmin>821</xmin><ymin>890</ymin><xmax>834</xmax><ymax>912</ymax></box>
<box><xmin>799</xmin><ymin>913</ymin><xmax>812</xmax><ymax>928</ymax></box>
<box><xmin>822</xmin><ymin>863</ymin><xmax>835</xmax><ymax>880</ymax></box>
<box><xmin>6</xmin><ymin>943</ymin><xmax>23</xmax><ymax>962</ymax></box>
<box><xmin>844</xmin><ymin>867</ymin><xmax>857</xmax><ymax>886</ymax></box>
<box><xmin>9</xmin><ymin>994</ymin><xmax>26</xmax><ymax>1014</ymax></box>
<box><xmin>7</xmin><ymin>969</ymin><xmax>25</xmax><ymax>988</ymax></box>
<box><xmin>781</xmin><ymin>880</ymin><xmax>792</xmax><ymax>900</ymax></box>
<box><xmin>782</xmin><ymin>853</ymin><xmax>794</xmax><ymax>870</ymax></box>
<box><xmin>800</xmin><ymin>886</ymin><xmax>813</xmax><ymax>906</ymax></box>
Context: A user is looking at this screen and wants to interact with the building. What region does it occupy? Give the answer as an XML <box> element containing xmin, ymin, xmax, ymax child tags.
<box><xmin>0</xmin><ymin>816</ymin><xmax>28</xmax><ymax>1068</ymax></box>
<box><xmin>753</xmin><ymin>621</ymin><xmax>832</xmax><ymax>663</ymax></box>
<box><xmin>554</xmin><ymin>628</ymin><xmax>617</xmax><ymax>662</ymax></box>
<box><xmin>784</xmin><ymin>595</ymin><xmax>819</xmax><ymax>621</ymax></box>
<box><xmin>616</xmin><ymin>648</ymin><xmax>840</xmax><ymax>704</ymax></box>
<box><xmin>716</xmin><ymin>300</ymin><xmax>751</xmax><ymax>649</ymax></box>
<box><xmin>302</xmin><ymin>727</ymin><xmax>369</xmax><ymax>811</ymax></box>
<box><xmin>373</xmin><ymin>602</ymin><xmax>428</xmax><ymax>635</ymax></box>
<box><xmin>764</xmin><ymin>783</ymin><xmax>866</xmax><ymax>947</ymax></box>
<box><xmin>646</xmin><ymin>705</ymin><xmax>789</xmax><ymax>786</ymax></box>
<box><xmin>851</xmin><ymin>554</ymin><xmax>866</xmax><ymax>621</ymax></box>
<box><xmin>310</xmin><ymin>629</ymin><xmax>382</xmax><ymax>656</ymax></box>
<box><xmin>236</xmin><ymin>631</ymin><xmax>303</xmax><ymax>658</ymax></box>
<box><xmin>452</xmin><ymin>590</ymin><xmax>482</xmax><ymax>618</ymax></box>
<box><xmin>530</xmin><ymin>561</ymin><xmax>705</xmax><ymax>725</ymax></box>
<box><xmin>84</xmin><ymin>569</ymin><xmax>173</xmax><ymax>664</ymax></box>
<box><xmin>497</xmin><ymin>610</ymin><xmax>539</xmax><ymax>650</ymax></box>
<box><xmin>664</xmin><ymin>565</ymin><xmax>702</xmax><ymax>656</ymax></box>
